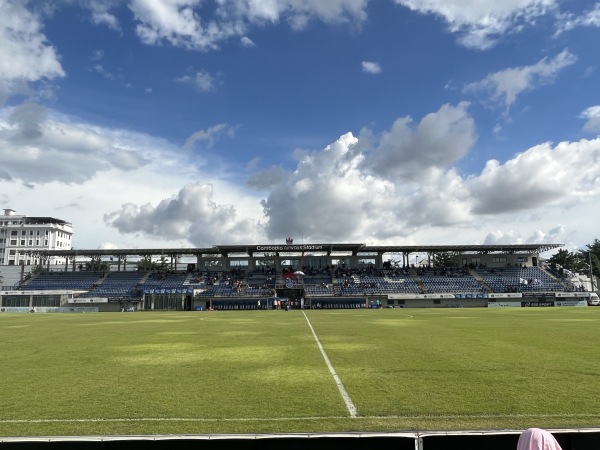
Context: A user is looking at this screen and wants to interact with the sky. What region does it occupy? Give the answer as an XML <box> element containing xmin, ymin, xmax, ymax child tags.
<box><xmin>1</xmin><ymin>0</ymin><xmax>600</xmax><ymax>253</ymax></box>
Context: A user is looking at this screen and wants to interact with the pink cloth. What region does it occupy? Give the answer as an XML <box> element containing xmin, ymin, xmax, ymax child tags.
<box><xmin>517</xmin><ymin>428</ymin><xmax>563</xmax><ymax>450</ymax></box>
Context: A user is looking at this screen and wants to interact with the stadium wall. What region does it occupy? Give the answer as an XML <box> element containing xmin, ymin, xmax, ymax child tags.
<box><xmin>0</xmin><ymin>291</ymin><xmax>594</xmax><ymax>311</ymax></box>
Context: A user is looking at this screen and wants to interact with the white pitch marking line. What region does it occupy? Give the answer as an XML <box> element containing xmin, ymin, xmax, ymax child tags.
<box><xmin>2</xmin><ymin>413</ymin><xmax>600</xmax><ymax>424</ymax></box>
<box><xmin>302</xmin><ymin>311</ymin><xmax>358</xmax><ymax>418</ymax></box>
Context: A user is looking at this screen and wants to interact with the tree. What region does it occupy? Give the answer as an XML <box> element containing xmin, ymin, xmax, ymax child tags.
<box><xmin>136</xmin><ymin>256</ymin><xmax>168</xmax><ymax>271</ymax></box>
<box><xmin>83</xmin><ymin>260</ymin><xmax>110</xmax><ymax>272</ymax></box>
<box><xmin>577</xmin><ymin>239</ymin><xmax>600</xmax><ymax>279</ymax></box>
<box><xmin>432</xmin><ymin>252</ymin><xmax>455</xmax><ymax>268</ymax></box>
<box><xmin>22</xmin><ymin>264</ymin><xmax>45</xmax><ymax>281</ymax></box>
<box><xmin>547</xmin><ymin>249</ymin><xmax>586</xmax><ymax>275</ymax></box>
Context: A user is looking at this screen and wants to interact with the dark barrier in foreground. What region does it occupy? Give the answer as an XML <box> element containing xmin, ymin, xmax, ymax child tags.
<box><xmin>2</xmin><ymin>430</ymin><xmax>600</xmax><ymax>450</ymax></box>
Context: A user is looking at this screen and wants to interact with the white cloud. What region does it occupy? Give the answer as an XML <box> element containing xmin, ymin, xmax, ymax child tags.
<box><xmin>365</xmin><ymin>102</ymin><xmax>476</xmax><ymax>180</ymax></box>
<box><xmin>468</xmin><ymin>139</ymin><xmax>600</xmax><ymax>215</ymax></box>
<box><xmin>215</xmin><ymin>0</ymin><xmax>370</xmax><ymax>30</ymax></box>
<box><xmin>0</xmin><ymin>0</ymin><xmax>64</xmax><ymax>102</ymax></box>
<box><xmin>90</xmin><ymin>49</ymin><xmax>104</xmax><ymax>61</ymax></box>
<box><xmin>129</xmin><ymin>0</ymin><xmax>215</xmax><ymax>50</ymax></box>
<box><xmin>580</xmin><ymin>106</ymin><xmax>600</xmax><ymax>133</ymax></box>
<box><xmin>86</xmin><ymin>0</ymin><xmax>121</xmax><ymax>31</ymax></box>
<box><xmin>246</xmin><ymin>165</ymin><xmax>288</xmax><ymax>190</ymax></box>
<box><xmin>254</xmin><ymin>104</ymin><xmax>476</xmax><ymax>243</ymax></box>
<box><xmin>463</xmin><ymin>49</ymin><xmax>576</xmax><ymax>110</ymax></box>
<box><xmin>240</xmin><ymin>36</ymin><xmax>256</xmax><ymax>47</ymax></box>
<box><xmin>176</xmin><ymin>70</ymin><xmax>220</xmax><ymax>92</ymax></box>
<box><xmin>556</xmin><ymin>2</ymin><xmax>600</xmax><ymax>34</ymax></box>
<box><xmin>0</xmin><ymin>104</ymin><xmax>264</xmax><ymax>248</ymax></box>
<box><xmin>104</xmin><ymin>183</ymin><xmax>264</xmax><ymax>246</ymax></box>
<box><xmin>394</xmin><ymin>0</ymin><xmax>558</xmax><ymax>50</ymax></box>
<box><xmin>183</xmin><ymin>123</ymin><xmax>237</xmax><ymax>150</ymax></box>
<box><xmin>483</xmin><ymin>226</ymin><xmax>565</xmax><ymax>245</ymax></box>
<box><xmin>128</xmin><ymin>0</ymin><xmax>369</xmax><ymax>51</ymax></box>
<box><xmin>253</xmin><ymin>103</ymin><xmax>600</xmax><ymax>245</ymax></box>
<box><xmin>361</xmin><ymin>61</ymin><xmax>382</xmax><ymax>74</ymax></box>
<box><xmin>91</xmin><ymin>63</ymin><xmax>115</xmax><ymax>81</ymax></box>
<box><xmin>4</xmin><ymin>99</ymin><xmax>600</xmax><ymax>250</ymax></box>
<box><xmin>0</xmin><ymin>104</ymin><xmax>155</xmax><ymax>184</ymax></box>
<box><xmin>259</xmin><ymin>132</ymin><xmax>402</xmax><ymax>242</ymax></box>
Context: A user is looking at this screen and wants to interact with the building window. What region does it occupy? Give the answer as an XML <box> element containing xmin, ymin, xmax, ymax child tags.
<box><xmin>20</xmin><ymin>240</ymin><xmax>25</xmax><ymax>246</ymax></box>
<box><xmin>10</xmin><ymin>239</ymin><xmax>16</xmax><ymax>245</ymax></box>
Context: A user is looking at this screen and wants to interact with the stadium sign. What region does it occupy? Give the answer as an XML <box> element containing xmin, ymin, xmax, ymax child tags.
<box><xmin>555</xmin><ymin>292</ymin><xmax>590</xmax><ymax>298</ymax></box>
<box><xmin>1</xmin><ymin>307</ymin><xmax>100</xmax><ymax>313</ymax></box>
<box><xmin>488</xmin><ymin>302</ymin><xmax>522</xmax><ymax>308</ymax></box>
<box><xmin>0</xmin><ymin>307</ymin><xmax>32</xmax><ymax>313</ymax></box>
<box><xmin>555</xmin><ymin>300</ymin><xmax>587</xmax><ymax>307</ymax></box>
<box><xmin>70</xmin><ymin>298</ymin><xmax>108</xmax><ymax>303</ymax></box>
<box><xmin>108</xmin><ymin>297</ymin><xmax>141</xmax><ymax>302</ymax></box>
<box><xmin>388</xmin><ymin>293</ymin><xmax>455</xmax><ymax>299</ymax></box>
<box><xmin>256</xmin><ymin>245</ymin><xmax>324</xmax><ymax>251</ymax></box>
<box><xmin>487</xmin><ymin>293</ymin><xmax>523</xmax><ymax>299</ymax></box>
<box><xmin>0</xmin><ymin>290</ymin><xmax>73</xmax><ymax>296</ymax></box>
<box><xmin>521</xmin><ymin>301</ymin><xmax>554</xmax><ymax>307</ymax></box>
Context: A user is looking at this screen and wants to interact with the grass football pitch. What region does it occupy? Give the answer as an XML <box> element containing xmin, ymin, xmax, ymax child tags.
<box><xmin>1</xmin><ymin>307</ymin><xmax>600</xmax><ymax>437</ymax></box>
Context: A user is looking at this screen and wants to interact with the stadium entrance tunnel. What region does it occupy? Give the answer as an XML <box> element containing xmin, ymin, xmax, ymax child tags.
<box><xmin>2</xmin><ymin>430</ymin><xmax>600</xmax><ymax>450</ymax></box>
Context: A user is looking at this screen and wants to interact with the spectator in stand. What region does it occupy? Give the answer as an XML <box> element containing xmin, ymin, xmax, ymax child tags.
<box><xmin>516</xmin><ymin>428</ymin><xmax>562</xmax><ymax>450</ymax></box>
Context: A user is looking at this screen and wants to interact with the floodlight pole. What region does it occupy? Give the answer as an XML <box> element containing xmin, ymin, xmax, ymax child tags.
<box><xmin>590</xmin><ymin>251</ymin><xmax>596</xmax><ymax>292</ymax></box>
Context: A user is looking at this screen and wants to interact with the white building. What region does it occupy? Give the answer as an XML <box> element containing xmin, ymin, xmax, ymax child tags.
<box><xmin>0</xmin><ymin>209</ymin><xmax>73</xmax><ymax>266</ymax></box>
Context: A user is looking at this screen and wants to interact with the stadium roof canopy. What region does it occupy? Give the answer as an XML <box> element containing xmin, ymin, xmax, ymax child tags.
<box><xmin>34</xmin><ymin>243</ymin><xmax>563</xmax><ymax>259</ymax></box>
<box><xmin>22</xmin><ymin>216</ymin><xmax>72</xmax><ymax>226</ymax></box>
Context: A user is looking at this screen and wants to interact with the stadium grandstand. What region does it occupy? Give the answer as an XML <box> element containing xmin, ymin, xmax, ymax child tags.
<box><xmin>1</xmin><ymin>242</ymin><xmax>597</xmax><ymax>312</ymax></box>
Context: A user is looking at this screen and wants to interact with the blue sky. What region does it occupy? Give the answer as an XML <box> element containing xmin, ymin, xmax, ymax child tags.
<box><xmin>1</xmin><ymin>0</ymin><xmax>600</xmax><ymax>252</ymax></box>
